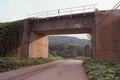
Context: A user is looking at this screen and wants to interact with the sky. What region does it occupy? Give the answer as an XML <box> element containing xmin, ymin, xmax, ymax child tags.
<box><xmin>0</xmin><ymin>0</ymin><xmax>120</xmax><ymax>39</ymax></box>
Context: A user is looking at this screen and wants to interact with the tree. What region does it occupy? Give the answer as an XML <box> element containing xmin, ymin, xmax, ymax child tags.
<box><xmin>84</xmin><ymin>45</ymin><xmax>91</xmax><ymax>57</ymax></box>
<box><xmin>64</xmin><ymin>44</ymin><xmax>77</xmax><ymax>58</ymax></box>
<box><xmin>49</xmin><ymin>42</ymin><xmax>65</xmax><ymax>57</ymax></box>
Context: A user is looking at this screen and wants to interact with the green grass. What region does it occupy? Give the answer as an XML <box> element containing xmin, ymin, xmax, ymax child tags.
<box><xmin>75</xmin><ymin>56</ymin><xmax>120</xmax><ymax>80</ymax></box>
<box><xmin>0</xmin><ymin>56</ymin><xmax>62</xmax><ymax>72</ymax></box>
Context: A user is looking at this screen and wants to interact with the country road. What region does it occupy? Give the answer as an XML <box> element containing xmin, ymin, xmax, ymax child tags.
<box><xmin>0</xmin><ymin>60</ymin><xmax>88</xmax><ymax>80</ymax></box>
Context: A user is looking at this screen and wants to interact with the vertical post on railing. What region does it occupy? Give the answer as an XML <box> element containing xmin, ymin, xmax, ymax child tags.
<box><xmin>70</xmin><ymin>8</ymin><xmax>73</xmax><ymax>18</ymax></box>
<box><xmin>58</xmin><ymin>9</ymin><xmax>60</xmax><ymax>14</ymax></box>
<box><xmin>83</xmin><ymin>6</ymin><xmax>86</xmax><ymax>26</ymax></box>
<box><xmin>70</xmin><ymin>8</ymin><xmax>72</xmax><ymax>14</ymax></box>
<box><xmin>84</xmin><ymin>6</ymin><xmax>85</xmax><ymax>13</ymax></box>
<box><xmin>47</xmin><ymin>12</ymin><xmax>49</xmax><ymax>20</ymax></box>
<box><xmin>47</xmin><ymin>12</ymin><xmax>48</xmax><ymax>18</ymax></box>
<box><xmin>58</xmin><ymin>9</ymin><xmax>59</xmax><ymax>13</ymax></box>
<box><xmin>58</xmin><ymin>9</ymin><xmax>60</xmax><ymax>18</ymax></box>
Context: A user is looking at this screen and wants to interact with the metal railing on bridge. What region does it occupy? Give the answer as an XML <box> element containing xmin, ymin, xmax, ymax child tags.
<box><xmin>27</xmin><ymin>4</ymin><xmax>96</xmax><ymax>18</ymax></box>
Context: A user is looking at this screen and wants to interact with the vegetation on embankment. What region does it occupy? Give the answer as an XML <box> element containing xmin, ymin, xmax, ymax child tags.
<box><xmin>76</xmin><ymin>56</ymin><xmax>120</xmax><ymax>80</ymax></box>
<box><xmin>0</xmin><ymin>20</ymin><xmax>23</xmax><ymax>57</ymax></box>
<box><xmin>0</xmin><ymin>56</ymin><xmax>62</xmax><ymax>73</ymax></box>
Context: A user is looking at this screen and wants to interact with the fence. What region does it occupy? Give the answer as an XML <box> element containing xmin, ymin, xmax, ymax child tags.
<box><xmin>28</xmin><ymin>4</ymin><xmax>96</xmax><ymax>18</ymax></box>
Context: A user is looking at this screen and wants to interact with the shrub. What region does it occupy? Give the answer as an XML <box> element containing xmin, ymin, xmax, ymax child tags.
<box><xmin>77</xmin><ymin>56</ymin><xmax>120</xmax><ymax>80</ymax></box>
<box><xmin>86</xmin><ymin>59</ymin><xmax>120</xmax><ymax>80</ymax></box>
<box><xmin>0</xmin><ymin>21</ymin><xmax>23</xmax><ymax>57</ymax></box>
<box><xmin>0</xmin><ymin>56</ymin><xmax>62</xmax><ymax>72</ymax></box>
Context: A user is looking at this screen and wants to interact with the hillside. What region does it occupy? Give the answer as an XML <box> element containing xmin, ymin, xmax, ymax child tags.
<box><xmin>49</xmin><ymin>36</ymin><xmax>91</xmax><ymax>47</ymax></box>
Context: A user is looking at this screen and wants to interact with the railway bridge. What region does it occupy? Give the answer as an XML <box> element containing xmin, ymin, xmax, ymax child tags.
<box><xmin>20</xmin><ymin>4</ymin><xmax>120</xmax><ymax>61</ymax></box>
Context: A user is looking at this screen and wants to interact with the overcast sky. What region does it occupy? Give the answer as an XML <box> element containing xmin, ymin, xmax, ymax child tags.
<box><xmin>0</xmin><ymin>0</ymin><xmax>119</xmax><ymax>39</ymax></box>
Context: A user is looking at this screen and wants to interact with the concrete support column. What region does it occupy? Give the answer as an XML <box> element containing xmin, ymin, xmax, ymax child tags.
<box><xmin>91</xmin><ymin>29</ymin><xmax>96</xmax><ymax>58</ymax></box>
<box><xmin>29</xmin><ymin>32</ymin><xmax>48</xmax><ymax>58</ymax></box>
<box><xmin>19</xmin><ymin>20</ymin><xmax>31</xmax><ymax>58</ymax></box>
<box><xmin>95</xmin><ymin>11</ymin><xmax>120</xmax><ymax>61</ymax></box>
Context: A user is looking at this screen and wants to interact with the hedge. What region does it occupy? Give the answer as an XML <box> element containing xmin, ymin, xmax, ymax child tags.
<box><xmin>0</xmin><ymin>21</ymin><xmax>23</xmax><ymax>57</ymax></box>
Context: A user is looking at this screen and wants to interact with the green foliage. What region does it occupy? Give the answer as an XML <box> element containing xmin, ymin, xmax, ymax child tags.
<box><xmin>49</xmin><ymin>36</ymin><xmax>91</xmax><ymax>58</ymax></box>
<box><xmin>49</xmin><ymin>41</ymin><xmax>89</xmax><ymax>58</ymax></box>
<box><xmin>64</xmin><ymin>45</ymin><xmax>77</xmax><ymax>58</ymax></box>
<box><xmin>50</xmin><ymin>51</ymin><xmax>57</xmax><ymax>57</ymax></box>
<box><xmin>84</xmin><ymin>45</ymin><xmax>91</xmax><ymax>57</ymax></box>
<box><xmin>49</xmin><ymin>36</ymin><xmax>90</xmax><ymax>47</ymax></box>
<box><xmin>77</xmin><ymin>56</ymin><xmax>120</xmax><ymax>80</ymax></box>
<box><xmin>0</xmin><ymin>56</ymin><xmax>62</xmax><ymax>72</ymax></box>
<box><xmin>0</xmin><ymin>21</ymin><xmax>23</xmax><ymax>56</ymax></box>
<box><xmin>49</xmin><ymin>42</ymin><xmax>65</xmax><ymax>57</ymax></box>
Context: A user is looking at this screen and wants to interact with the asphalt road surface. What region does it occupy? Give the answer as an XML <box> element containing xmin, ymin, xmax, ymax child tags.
<box><xmin>0</xmin><ymin>60</ymin><xmax>88</xmax><ymax>80</ymax></box>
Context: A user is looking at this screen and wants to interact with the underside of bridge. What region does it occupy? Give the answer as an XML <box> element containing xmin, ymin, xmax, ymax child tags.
<box><xmin>29</xmin><ymin>28</ymin><xmax>93</xmax><ymax>58</ymax></box>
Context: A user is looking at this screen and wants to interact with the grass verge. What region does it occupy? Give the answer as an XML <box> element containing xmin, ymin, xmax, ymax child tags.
<box><xmin>0</xmin><ymin>56</ymin><xmax>62</xmax><ymax>73</ymax></box>
<box><xmin>75</xmin><ymin>56</ymin><xmax>120</xmax><ymax>80</ymax></box>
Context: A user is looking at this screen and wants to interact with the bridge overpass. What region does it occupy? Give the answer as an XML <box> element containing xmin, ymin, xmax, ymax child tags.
<box><xmin>19</xmin><ymin>4</ymin><xmax>120</xmax><ymax>61</ymax></box>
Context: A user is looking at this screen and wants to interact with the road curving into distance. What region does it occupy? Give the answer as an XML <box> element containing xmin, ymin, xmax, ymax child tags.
<box><xmin>0</xmin><ymin>60</ymin><xmax>88</xmax><ymax>80</ymax></box>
